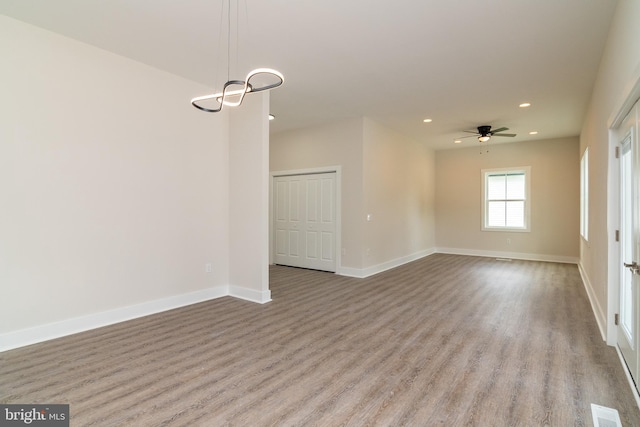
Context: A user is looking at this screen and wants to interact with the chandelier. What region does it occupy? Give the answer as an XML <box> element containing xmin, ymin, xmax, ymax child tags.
<box><xmin>191</xmin><ymin>0</ymin><xmax>284</xmax><ymax>113</ymax></box>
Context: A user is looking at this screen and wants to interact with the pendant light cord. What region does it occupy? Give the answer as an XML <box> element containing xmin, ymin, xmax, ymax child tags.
<box><xmin>227</xmin><ymin>0</ymin><xmax>231</xmax><ymax>82</ymax></box>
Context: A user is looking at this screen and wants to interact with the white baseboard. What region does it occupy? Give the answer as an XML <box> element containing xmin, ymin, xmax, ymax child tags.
<box><xmin>435</xmin><ymin>247</ymin><xmax>579</xmax><ymax>264</ymax></box>
<box><xmin>338</xmin><ymin>248</ymin><xmax>436</xmax><ymax>278</ymax></box>
<box><xmin>578</xmin><ymin>262</ymin><xmax>607</xmax><ymax>341</ymax></box>
<box><xmin>338</xmin><ymin>248</ymin><xmax>577</xmax><ymax>278</ymax></box>
<box><xmin>229</xmin><ymin>286</ymin><xmax>272</xmax><ymax>304</ymax></box>
<box><xmin>0</xmin><ymin>284</ymin><xmax>270</xmax><ymax>352</ymax></box>
<box><xmin>336</xmin><ymin>266</ymin><xmax>364</xmax><ymax>278</ymax></box>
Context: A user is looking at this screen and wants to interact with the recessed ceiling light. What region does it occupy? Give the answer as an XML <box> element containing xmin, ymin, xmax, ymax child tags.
<box><xmin>519</xmin><ymin>103</ymin><xmax>531</xmax><ymax>108</ymax></box>
<box><xmin>454</xmin><ymin>140</ymin><xmax>462</xmax><ymax>144</ymax></box>
<box><xmin>423</xmin><ymin>118</ymin><xmax>433</xmax><ymax>123</ymax></box>
<box><xmin>529</xmin><ymin>131</ymin><xmax>538</xmax><ymax>135</ymax></box>
<box><xmin>268</xmin><ymin>114</ymin><xmax>275</xmax><ymax>121</ymax></box>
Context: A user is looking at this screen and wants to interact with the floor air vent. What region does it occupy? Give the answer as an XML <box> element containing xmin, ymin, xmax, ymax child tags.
<box><xmin>591</xmin><ymin>403</ymin><xmax>623</xmax><ymax>427</ymax></box>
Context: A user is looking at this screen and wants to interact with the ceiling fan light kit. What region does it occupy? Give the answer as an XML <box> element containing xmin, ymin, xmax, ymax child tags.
<box><xmin>455</xmin><ymin>125</ymin><xmax>517</xmax><ymax>144</ymax></box>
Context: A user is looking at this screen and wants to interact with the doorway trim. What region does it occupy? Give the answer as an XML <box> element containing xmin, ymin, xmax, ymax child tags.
<box><xmin>269</xmin><ymin>166</ymin><xmax>343</xmax><ymax>274</ymax></box>
<box><xmin>608</xmin><ymin>70</ymin><xmax>640</xmax><ymax>346</ymax></box>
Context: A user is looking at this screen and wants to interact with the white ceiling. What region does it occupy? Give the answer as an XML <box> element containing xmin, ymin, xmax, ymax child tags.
<box><xmin>0</xmin><ymin>0</ymin><xmax>618</xmax><ymax>150</ymax></box>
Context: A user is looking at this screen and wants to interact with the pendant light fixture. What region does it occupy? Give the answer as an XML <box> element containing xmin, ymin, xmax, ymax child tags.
<box><xmin>191</xmin><ymin>0</ymin><xmax>284</xmax><ymax>113</ymax></box>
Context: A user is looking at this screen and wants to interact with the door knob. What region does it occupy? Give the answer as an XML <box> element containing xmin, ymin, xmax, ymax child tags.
<box><xmin>624</xmin><ymin>261</ymin><xmax>640</xmax><ymax>275</ymax></box>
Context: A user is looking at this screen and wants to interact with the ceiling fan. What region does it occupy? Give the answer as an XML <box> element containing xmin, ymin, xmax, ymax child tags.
<box><xmin>457</xmin><ymin>125</ymin><xmax>516</xmax><ymax>142</ymax></box>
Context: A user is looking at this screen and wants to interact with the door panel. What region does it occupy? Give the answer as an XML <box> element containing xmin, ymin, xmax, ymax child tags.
<box><xmin>275</xmin><ymin>177</ymin><xmax>302</xmax><ymax>267</ymax></box>
<box><xmin>322</xmin><ymin>178</ymin><xmax>333</xmax><ymax>222</ymax></box>
<box><xmin>307</xmin><ymin>179</ymin><xmax>318</xmax><ymax>222</ymax></box>
<box><xmin>321</xmin><ymin>232</ymin><xmax>333</xmax><ymax>261</ymax></box>
<box><xmin>275</xmin><ymin>181</ymin><xmax>287</xmax><ymax>221</ymax></box>
<box><xmin>276</xmin><ymin>229</ymin><xmax>286</xmax><ymax>256</ymax></box>
<box><xmin>289</xmin><ymin>231</ymin><xmax>300</xmax><ymax>256</ymax></box>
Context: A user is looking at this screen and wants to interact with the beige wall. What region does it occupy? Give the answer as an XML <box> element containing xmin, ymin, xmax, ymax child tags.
<box><xmin>270</xmin><ymin>118</ymin><xmax>366</xmax><ymax>269</ymax></box>
<box><xmin>0</xmin><ymin>16</ymin><xmax>228</xmax><ymax>333</ymax></box>
<box><xmin>0</xmin><ymin>16</ymin><xmax>268</xmax><ymax>347</ymax></box>
<box><xmin>270</xmin><ymin>118</ymin><xmax>436</xmax><ymax>274</ymax></box>
<box><xmin>362</xmin><ymin>118</ymin><xmax>435</xmax><ymax>268</ymax></box>
<box><xmin>435</xmin><ymin>137</ymin><xmax>580</xmax><ymax>261</ymax></box>
<box><xmin>579</xmin><ymin>0</ymin><xmax>640</xmax><ymax>340</ymax></box>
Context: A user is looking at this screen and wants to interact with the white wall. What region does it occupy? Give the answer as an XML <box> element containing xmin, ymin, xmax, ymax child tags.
<box><xmin>435</xmin><ymin>137</ymin><xmax>580</xmax><ymax>262</ymax></box>
<box><xmin>579</xmin><ymin>0</ymin><xmax>640</xmax><ymax>340</ymax></box>
<box><xmin>229</xmin><ymin>93</ymin><xmax>271</xmax><ymax>303</ymax></box>
<box><xmin>0</xmin><ymin>17</ymin><xmax>231</xmax><ymax>348</ymax></box>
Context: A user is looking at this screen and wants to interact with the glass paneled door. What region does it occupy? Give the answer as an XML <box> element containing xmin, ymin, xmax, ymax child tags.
<box><xmin>618</xmin><ymin>101</ymin><xmax>640</xmax><ymax>389</ymax></box>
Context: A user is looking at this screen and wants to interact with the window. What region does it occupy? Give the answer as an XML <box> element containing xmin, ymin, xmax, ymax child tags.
<box><xmin>482</xmin><ymin>167</ymin><xmax>531</xmax><ymax>231</ymax></box>
<box><xmin>580</xmin><ymin>148</ymin><xmax>589</xmax><ymax>241</ymax></box>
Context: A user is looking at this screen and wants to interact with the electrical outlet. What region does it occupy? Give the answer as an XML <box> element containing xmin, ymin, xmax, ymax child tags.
<box><xmin>206</xmin><ymin>263</ymin><xmax>212</xmax><ymax>273</ymax></box>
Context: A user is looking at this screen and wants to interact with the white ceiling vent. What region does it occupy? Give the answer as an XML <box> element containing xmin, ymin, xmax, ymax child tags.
<box><xmin>591</xmin><ymin>403</ymin><xmax>623</xmax><ymax>427</ymax></box>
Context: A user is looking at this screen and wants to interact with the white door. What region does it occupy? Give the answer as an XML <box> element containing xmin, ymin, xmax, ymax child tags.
<box><xmin>617</xmin><ymin>100</ymin><xmax>640</xmax><ymax>388</ymax></box>
<box><xmin>274</xmin><ymin>173</ymin><xmax>336</xmax><ymax>272</ymax></box>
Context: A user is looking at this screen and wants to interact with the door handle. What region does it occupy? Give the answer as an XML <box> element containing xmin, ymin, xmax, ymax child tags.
<box><xmin>624</xmin><ymin>261</ymin><xmax>640</xmax><ymax>275</ymax></box>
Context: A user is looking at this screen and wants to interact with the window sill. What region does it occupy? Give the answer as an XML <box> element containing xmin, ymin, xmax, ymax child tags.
<box><xmin>482</xmin><ymin>227</ymin><xmax>530</xmax><ymax>233</ymax></box>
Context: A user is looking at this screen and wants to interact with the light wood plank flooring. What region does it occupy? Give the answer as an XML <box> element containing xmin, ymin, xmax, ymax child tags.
<box><xmin>1</xmin><ymin>254</ymin><xmax>639</xmax><ymax>426</ymax></box>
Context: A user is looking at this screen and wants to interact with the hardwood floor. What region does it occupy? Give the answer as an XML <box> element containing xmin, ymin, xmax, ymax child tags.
<box><xmin>1</xmin><ymin>254</ymin><xmax>639</xmax><ymax>426</ymax></box>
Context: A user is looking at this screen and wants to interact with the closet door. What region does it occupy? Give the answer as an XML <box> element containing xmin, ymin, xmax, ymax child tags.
<box><xmin>274</xmin><ymin>173</ymin><xmax>336</xmax><ymax>272</ymax></box>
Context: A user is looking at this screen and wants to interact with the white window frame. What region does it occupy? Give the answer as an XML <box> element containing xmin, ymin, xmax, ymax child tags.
<box><xmin>580</xmin><ymin>147</ymin><xmax>589</xmax><ymax>241</ymax></box>
<box><xmin>481</xmin><ymin>166</ymin><xmax>531</xmax><ymax>232</ymax></box>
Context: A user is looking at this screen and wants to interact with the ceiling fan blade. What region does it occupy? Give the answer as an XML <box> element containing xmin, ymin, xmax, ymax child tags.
<box><xmin>455</xmin><ymin>134</ymin><xmax>480</xmax><ymax>139</ymax></box>
<box><xmin>493</xmin><ymin>133</ymin><xmax>516</xmax><ymax>137</ymax></box>
<box><xmin>463</xmin><ymin>130</ymin><xmax>480</xmax><ymax>135</ymax></box>
<box><xmin>491</xmin><ymin>127</ymin><xmax>509</xmax><ymax>133</ymax></box>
